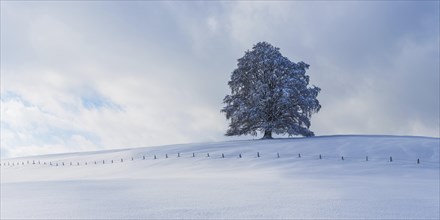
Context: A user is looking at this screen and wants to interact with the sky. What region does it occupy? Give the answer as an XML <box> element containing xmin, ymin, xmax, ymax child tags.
<box><xmin>1</xmin><ymin>1</ymin><xmax>439</xmax><ymax>158</ymax></box>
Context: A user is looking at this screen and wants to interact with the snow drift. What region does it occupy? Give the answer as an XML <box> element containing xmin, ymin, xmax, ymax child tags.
<box><xmin>1</xmin><ymin>135</ymin><xmax>439</xmax><ymax>219</ymax></box>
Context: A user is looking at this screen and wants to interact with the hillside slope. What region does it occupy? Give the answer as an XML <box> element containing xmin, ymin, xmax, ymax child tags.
<box><xmin>1</xmin><ymin>135</ymin><xmax>439</xmax><ymax>219</ymax></box>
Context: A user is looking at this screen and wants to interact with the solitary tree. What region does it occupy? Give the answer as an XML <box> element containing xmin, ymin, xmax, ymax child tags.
<box><xmin>221</xmin><ymin>42</ymin><xmax>321</xmax><ymax>139</ymax></box>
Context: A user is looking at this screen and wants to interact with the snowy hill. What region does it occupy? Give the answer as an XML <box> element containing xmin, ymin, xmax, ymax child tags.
<box><xmin>1</xmin><ymin>135</ymin><xmax>439</xmax><ymax>219</ymax></box>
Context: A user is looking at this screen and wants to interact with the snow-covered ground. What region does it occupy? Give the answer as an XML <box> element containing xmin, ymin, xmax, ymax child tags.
<box><xmin>1</xmin><ymin>135</ymin><xmax>439</xmax><ymax>219</ymax></box>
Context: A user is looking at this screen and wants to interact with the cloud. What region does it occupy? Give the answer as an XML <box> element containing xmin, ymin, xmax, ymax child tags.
<box><xmin>1</xmin><ymin>1</ymin><xmax>438</xmax><ymax>158</ymax></box>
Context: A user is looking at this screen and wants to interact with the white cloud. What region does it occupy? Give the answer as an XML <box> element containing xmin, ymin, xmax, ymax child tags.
<box><xmin>1</xmin><ymin>1</ymin><xmax>438</xmax><ymax>158</ymax></box>
<box><xmin>207</xmin><ymin>16</ymin><xmax>218</xmax><ymax>33</ymax></box>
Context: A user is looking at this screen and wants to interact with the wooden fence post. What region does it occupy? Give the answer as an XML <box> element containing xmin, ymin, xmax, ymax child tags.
<box><xmin>341</xmin><ymin>156</ymin><xmax>344</xmax><ymax>160</ymax></box>
<box><xmin>319</xmin><ymin>154</ymin><xmax>322</xmax><ymax>159</ymax></box>
<box><xmin>257</xmin><ymin>152</ymin><xmax>260</xmax><ymax>157</ymax></box>
<box><xmin>366</xmin><ymin>156</ymin><xmax>368</xmax><ymax>161</ymax></box>
<box><xmin>207</xmin><ymin>153</ymin><xmax>210</xmax><ymax>157</ymax></box>
<box><xmin>389</xmin><ymin>156</ymin><xmax>393</xmax><ymax>162</ymax></box>
<box><xmin>239</xmin><ymin>153</ymin><xmax>242</xmax><ymax>158</ymax></box>
<box><xmin>277</xmin><ymin>153</ymin><xmax>280</xmax><ymax>158</ymax></box>
<box><xmin>298</xmin><ymin>153</ymin><xmax>301</xmax><ymax>158</ymax></box>
<box><xmin>222</xmin><ymin>153</ymin><xmax>225</xmax><ymax>158</ymax></box>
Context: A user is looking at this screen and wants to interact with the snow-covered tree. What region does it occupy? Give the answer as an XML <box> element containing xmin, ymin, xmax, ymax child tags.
<box><xmin>221</xmin><ymin>42</ymin><xmax>321</xmax><ymax>139</ymax></box>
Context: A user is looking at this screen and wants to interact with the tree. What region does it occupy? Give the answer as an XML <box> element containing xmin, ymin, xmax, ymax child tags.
<box><xmin>221</xmin><ymin>42</ymin><xmax>321</xmax><ymax>139</ymax></box>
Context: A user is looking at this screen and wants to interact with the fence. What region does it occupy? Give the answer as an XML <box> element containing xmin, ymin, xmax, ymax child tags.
<box><xmin>0</xmin><ymin>151</ymin><xmax>436</xmax><ymax>168</ymax></box>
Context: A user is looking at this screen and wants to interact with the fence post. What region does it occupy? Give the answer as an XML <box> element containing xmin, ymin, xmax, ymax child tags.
<box><xmin>222</xmin><ymin>153</ymin><xmax>225</xmax><ymax>158</ymax></box>
<box><xmin>103</xmin><ymin>160</ymin><xmax>105</xmax><ymax>164</ymax></box>
<box><xmin>131</xmin><ymin>157</ymin><xmax>133</xmax><ymax>161</ymax></box>
<box><xmin>62</xmin><ymin>162</ymin><xmax>64</xmax><ymax>166</ymax></box>
<box><xmin>277</xmin><ymin>153</ymin><xmax>280</xmax><ymax>158</ymax></box>
<box><xmin>70</xmin><ymin>162</ymin><xmax>72</xmax><ymax>166</ymax></box>
<box><xmin>121</xmin><ymin>158</ymin><xmax>123</xmax><ymax>162</ymax></box>
<box><xmin>143</xmin><ymin>156</ymin><xmax>145</xmax><ymax>160</ymax></box>
<box><xmin>166</xmin><ymin>154</ymin><xmax>168</xmax><ymax>158</ymax></box>
<box><xmin>154</xmin><ymin>155</ymin><xmax>157</xmax><ymax>159</ymax></box>
<box><xmin>389</xmin><ymin>156</ymin><xmax>392</xmax><ymax>162</ymax></box>
<box><xmin>85</xmin><ymin>162</ymin><xmax>88</xmax><ymax>165</ymax></box>
<box><xmin>178</xmin><ymin>152</ymin><xmax>180</xmax><ymax>157</ymax></box>
<box><xmin>112</xmin><ymin>160</ymin><xmax>114</xmax><ymax>163</ymax></box>
<box><xmin>257</xmin><ymin>152</ymin><xmax>260</xmax><ymax>158</ymax></box>
<box><xmin>366</xmin><ymin>156</ymin><xmax>368</xmax><ymax>161</ymax></box>
<box><xmin>207</xmin><ymin>153</ymin><xmax>210</xmax><ymax>157</ymax></box>
<box><xmin>341</xmin><ymin>156</ymin><xmax>344</xmax><ymax>160</ymax></box>
<box><xmin>298</xmin><ymin>153</ymin><xmax>301</xmax><ymax>158</ymax></box>
<box><xmin>193</xmin><ymin>153</ymin><xmax>195</xmax><ymax>157</ymax></box>
<box><xmin>239</xmin><ymin>153</ymin><xmax>242</xmax><ymax>158</ymax></box>
<box><xmin>33</xmin><ymin>160</ymin><xmax>35</xmax><ymax>164</ymax></box>
<box><xmin>319</xmin><ymin>154</ymin><xmax>322</xmax><ymax>159</ymax></box>
<box><xmin>417</xmin><ymin>158</ymin><xmax>420</xmax><ymax>164</ymax></box>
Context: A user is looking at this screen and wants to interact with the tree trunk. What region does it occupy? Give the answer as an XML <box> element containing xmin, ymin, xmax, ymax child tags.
<box><xmin>262</xmin><ymin>130</ymin><xmax>273</xmax><ymax>139</ymax></box>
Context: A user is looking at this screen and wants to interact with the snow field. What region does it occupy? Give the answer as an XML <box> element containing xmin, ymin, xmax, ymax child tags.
<box><xmin>1</xmin><ymin>135</ymin><xmax>439</xmax><ymax>219</ymax></box>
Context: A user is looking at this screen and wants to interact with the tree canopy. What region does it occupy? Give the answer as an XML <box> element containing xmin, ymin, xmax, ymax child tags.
<box><xmin>221</xmin><ymin>42</ymin><xmax>321</xmax><ymax>139</ymax></box>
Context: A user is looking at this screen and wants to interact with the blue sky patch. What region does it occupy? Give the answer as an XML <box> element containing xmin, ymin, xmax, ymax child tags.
<box><xmin>80</xmin><ymin>92</ymin><xmax>123</xmax><ymax>111</ymax></box>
